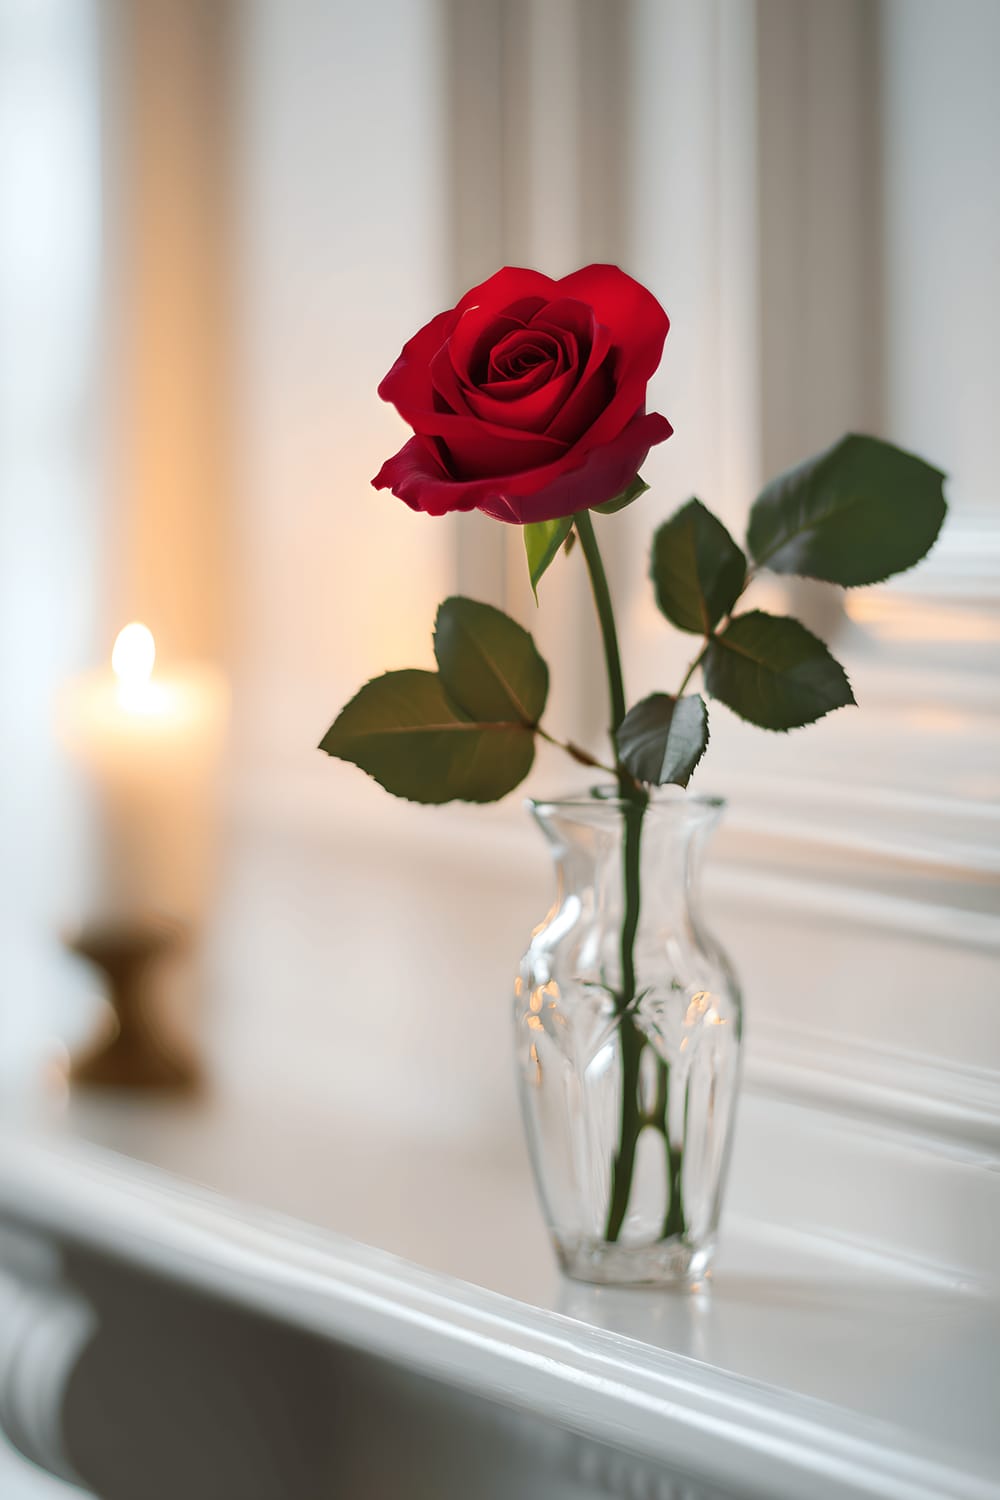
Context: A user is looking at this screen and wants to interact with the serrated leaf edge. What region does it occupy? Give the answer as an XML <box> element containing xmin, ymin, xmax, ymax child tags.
<box><xmin>616</xmin><ymin>692</ymin><xmax>711</xmax><ymax>788</ymax></box>
<box><xmin>747</xmin><ymin>433</ymin><xmax>948</xmax><ymax>587</ymax></box>
<box><xmin>704</xmin><ymin>613</ymin><xmax>857</xmax><ymax>733</ymax></box>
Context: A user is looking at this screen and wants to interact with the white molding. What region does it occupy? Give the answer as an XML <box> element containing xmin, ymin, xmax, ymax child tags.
<box><xmin>884</xmin><ymin>518</ymin><xmax>1000</xmax><ymax>603</ymax></box>
<box><xmin>744</xmin><ymin>1022</ymin><xmax>1000</xmax><ymax>1160</ymax></box>
<box><xmin>0</xmin><ymin>1225</ymin><xmax>94</xmax><ymax>1489</ymax></box>
<box><xmin>715</xmin><ymin>772</ymin><xmax>1000</xmax><ymax>878</ymax></box>
<box><xmin>710</xmin><ymin>861</ymin><xmax>1000</xmax><ymax>955</ymax></box>
<box><xmin>0</xmin><ymin>1133</ymin><xmax>997</xmax><ymax>1500</ymax></box>
<box><xmin>222</xmin><ymin>758</ymin><xmax>1000</xmax><ymax>1180</ymax></box>
<box><xmin>228</xmin><ymin>759</ymin><xmax>1000</xmax><ymax>914</ymax></box>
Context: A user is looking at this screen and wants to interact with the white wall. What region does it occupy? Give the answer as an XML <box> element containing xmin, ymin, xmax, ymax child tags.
<box><xmin>1</xmin><ymin>0</ymin><xmax>996</xmax><ymax>1288</ymax></box>
<box><xmin>208</xmin><ymin>1</ymin><xmax>1000</xmax><ymax>1290</ymax></box>
<box><xmin>0</xmin><ymin>0</ymin><xmax>104</xmax><ymax>1095</ymax></box>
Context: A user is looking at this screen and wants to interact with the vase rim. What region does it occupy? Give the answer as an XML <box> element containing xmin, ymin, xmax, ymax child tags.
<box><xmin>528</xmin><ymin>783</ymin><xmax>725</xmax><ymax>821</ymax></box>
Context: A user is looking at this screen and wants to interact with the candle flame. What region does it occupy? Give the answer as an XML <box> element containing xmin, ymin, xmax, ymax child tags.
<box><xmin>112</xmin><ymin>623</ymin><xmax>156</xmax><ymax>689</ymax></box>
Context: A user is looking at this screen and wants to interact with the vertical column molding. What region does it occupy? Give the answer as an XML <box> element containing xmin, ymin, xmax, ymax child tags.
<box><xmin>756</xmin><ymin>0</ymin><xmax>884</xmax><ymax>479</ymax></box>
<box><xmin>444</xmin><ymin>0</ymin><xmax>509</xmax><ymax>610</ymax></box>
<box><xmin>98</xmin><ymin>0</ymin><xmax>234</xmax><ymax>667</ymax></box>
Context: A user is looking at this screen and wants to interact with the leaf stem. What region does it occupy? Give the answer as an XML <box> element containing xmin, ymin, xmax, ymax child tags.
<box><xmin>674</xmin><ymin>558</ymin><xmax>758</xmax><ymax>702</ymax></box>
<box><xmin>535</xmin><ymin>725</ymin><xmax>617</xmax><ymax>776</ymax></box>
<box><xmin>676</xmin><ymin>644</ymin><xmax>708</xmax><ymax>698</ymax></box>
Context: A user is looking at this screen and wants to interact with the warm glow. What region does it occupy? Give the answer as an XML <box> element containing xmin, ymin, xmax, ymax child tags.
<box><xmin>112</xmin><ymin>623</ymin><xmax>156</xmax><ymax>687</ymax></box>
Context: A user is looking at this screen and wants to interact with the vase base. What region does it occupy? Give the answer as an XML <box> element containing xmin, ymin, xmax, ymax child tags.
<box><xmin>556</xmin><ymin>1236</ymin><xmax>713</xmax><ymax>1289</ymax></box>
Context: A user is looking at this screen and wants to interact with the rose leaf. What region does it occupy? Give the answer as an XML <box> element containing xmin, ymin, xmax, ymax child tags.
<box><xmin>651</xmin><ymin>499</ymin><xmax>746</xmax><ymax>634</ymax></box>
<box><xmin>747</xmin><ymin>433</ymin><xmax>947</xmax><ymax>586</ymax></box>
<box><xmin>319</xmin><ymin>669</ymin><xmax>535</xmax><ymax>804</ymax></box>
<box><xmin>704</xmin><ymin>611</ymin><xmax>855</xmax><ymax>731</ymax></box>
<box><xmin>617</xmin><ymin>693</ymin><xmax>709</xmax><ymax>788</ymax></box>
<box><xmin>433</xmin><ymin>596</ymin><xmax>549</xmax><ymax>725</ymax></box>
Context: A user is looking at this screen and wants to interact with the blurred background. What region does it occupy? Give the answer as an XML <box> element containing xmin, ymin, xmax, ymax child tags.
<box><xmin>0</xmin><ymin>0</ymin><xmax>998</xmax><ymax>1219</ymax></box>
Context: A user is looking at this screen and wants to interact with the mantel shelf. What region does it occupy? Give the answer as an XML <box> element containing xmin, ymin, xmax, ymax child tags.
<box><xmin>0</xmin><ymin>1090</ymin><xmax>997</xmax><ymax>1500</ymax></box>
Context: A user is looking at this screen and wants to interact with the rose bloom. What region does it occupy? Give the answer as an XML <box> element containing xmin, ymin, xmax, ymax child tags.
<box><xmin>372</xmin><ymin>265</ymin><xmax>672</xmax><ymax>525</ymax></box>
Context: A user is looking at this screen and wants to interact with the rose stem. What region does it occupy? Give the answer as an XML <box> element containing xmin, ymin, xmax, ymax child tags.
<box><xmin>573</xmin><ymin>508</ymin><xmax>647</xmax><ymax>1246</ymax></box>
<box><xmin>572</xmin><ymin>510</ymin><xmax>628</xmax><ymax>749</ymax></box>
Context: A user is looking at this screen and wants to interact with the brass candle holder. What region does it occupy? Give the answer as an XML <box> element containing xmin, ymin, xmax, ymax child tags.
<box><xmin>65</xmin><ymin>917</ymin><xmax>200</xmax><ymax>1093</ymax></box>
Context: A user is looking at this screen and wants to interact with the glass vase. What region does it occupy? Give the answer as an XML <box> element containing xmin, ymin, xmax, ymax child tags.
<box><xmin>514</xmin><ymin>787</ymin><xmax>742</xmax><ymax>1287</ymax></box>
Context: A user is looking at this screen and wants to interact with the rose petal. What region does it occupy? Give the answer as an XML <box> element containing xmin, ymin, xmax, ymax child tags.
<box><xmin>482</xmin><ymin>324</ymin><xmax>576</xmax><ymax>393</ymax></box>
<box><xmin>431</xmin><ymin>412</ymin><xmax>568</xmax><ymax>477</ymax></box>
<box><xmin>477</xmin><ymin>410</ymin><xmax>673</xmax><ymax>523</ymax></box>
<box><xmin>428</xmin><ymin>340</ymin><xmax>475</xmax><ymax>416</ymax></box>
<box><xmin>459</xmin><ymin>304</ymin><xmax>594</xmax><ymax>435</ymax></box>
<box><xmin>371</xmin><ymin>435</ymin><xmax>479</xmax><ymax>516</ymax></box>
<box><xmin>433</xmin><ymin>329</ymin><xmax>570</xmax><ymax>416</ymax></box>
<box><xmin>527</xmin><ymin>296</ymin><xmax>596</xmax><ymax>347</ymax></box>
<box><xmin>479</xmin><ymin>362</ymin><xmax>558</xmax><ymax>401</ymax></box>
<box><xmin>378</xmin><ymin>269</ymin><xmax>560</xmax><ymax>421</ymax></box>
<box><xmin>546</xmin><ymin>265</ymin><xmax>670</xmax><ymax>452</ymax></box>
<box><xmin>454</xmin><ymin>267</ymin><xmax>560</xmax><ymax>313</ymax></box>
<box><xmin>539</xmin><ymin>316</ymin><xmax>613</xmax><ymax>444</ymax></box>
<box><xmin>374</xmin><ymin>410</ymin><xmax>673</xmax><ymax>524</ymax></box>
<box><xmin>495</xmin><ymin>294</ymin><xmax>550</xmax><ymax>325</ymax></box>
<box><xmin>558</xmin><ymin>264</ymin><xmax>669</xmax><ymax>379</ymax></box>
<box><xmin>464</xmin><ymin>364</ymin><xmax>577</xmax><ymax>431</ymax></box>
<box><xmin>449</xmin><ymin>300</ymin><xmax>551</xmax><ymax>387</ymax></box>
<box><xmin>372</xmin><ymin>265</ymin><xmax>673</xmax><ymax>524</ymax></box>
<box><xmin>488</xmin><ymin>328</ymin><xmax>562</xmax><ymax>380</ymax></box>
<box><xmin>377</xmin><ymin>305</ymin><xmax>461</xmax><ymax>423</ymax></box>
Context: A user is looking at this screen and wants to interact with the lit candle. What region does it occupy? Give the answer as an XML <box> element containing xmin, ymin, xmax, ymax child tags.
<box><xmin>59</xmin><ymin>624</ymin><xmax>228</xmax><ymax>924</ymax></box>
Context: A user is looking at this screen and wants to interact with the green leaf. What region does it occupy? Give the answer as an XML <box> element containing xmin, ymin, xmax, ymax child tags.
<box><xmin>434</xmin><ymin>595</ymin><xmax>548</xmax><ymax>724</ymax></box>
<box><xmin>319</xmin><ymin>669</ymin><xmax>535</xmax><ymax>804</ymax></box>
<box><xmin>617</xmin><ymin>693</ymin><xmax>709</xmax><ymax>788</ymax></box>
<box><xmin>651</xmin><ymin>499</ymin><xmax>746</xmax><ymax>634</ymax></box>
<box><xmin>704</xmin><ymin>611</ymin><xmax>855</xmax><ymax>731</ymax></box>
<box><xmin>523</xmin><ymin>516</ymin><xmax>573</xmax><ymax>597</ymax></box>
<box><xmin>747</xmin><ymin>433</ymin><xmax>947</xmax><ymax>586</ymax></box>
<box><xmin>592</xmin><ymin>473</ymin><xmax>649</xmax><ymax>515</ymax></box>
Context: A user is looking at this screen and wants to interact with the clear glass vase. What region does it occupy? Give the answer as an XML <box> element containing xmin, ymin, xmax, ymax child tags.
<box><xmin>514</xmin><ymin>786</ymin><xmax>742</xmax><ymax>1287</ymax></box>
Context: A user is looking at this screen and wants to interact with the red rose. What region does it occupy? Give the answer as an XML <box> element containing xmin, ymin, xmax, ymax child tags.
<box><xmin>372</xmin><ymin>265</ymin><xmax>672</xmax><ymax>525</ymax></box>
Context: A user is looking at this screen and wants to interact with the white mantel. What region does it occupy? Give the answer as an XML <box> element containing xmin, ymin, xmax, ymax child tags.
<box><xmin>0</xmin><ymin>1071</ymin><xmax>997</xmax><ymax>1500</ymax></box>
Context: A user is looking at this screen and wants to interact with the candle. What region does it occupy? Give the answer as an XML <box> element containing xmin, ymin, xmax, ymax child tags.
<box><xmin>59</xmin><ymin>624</ymin><xmax>228</xmax><ymax>924</ymax></box>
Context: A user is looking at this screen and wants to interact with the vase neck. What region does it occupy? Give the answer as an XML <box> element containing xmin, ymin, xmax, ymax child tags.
<box><xmin>530</xmin><ymin>790</ymin><xmax>722</xmax><ymax>936</ymax></box>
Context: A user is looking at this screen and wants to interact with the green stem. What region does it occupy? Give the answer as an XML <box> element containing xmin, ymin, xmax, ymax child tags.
<box><xmin>619</xmin><ymin>793</ymin><xmax>644</xmax><ymax>1010</ymax></box>
<box><xmin>573</xmin><ymin>510</ymin><xmax>628</xmax><ymax>745</ymax></box>
<box><xmin>602</xmin><ymin>796</ymin><xmax>647</xmax><ymax>1240</ymax></box>
<box><xmin>605</xmin><ymin>1015</ymin><xmax>645</xmax><ymax>1242</ymax></box>
<box><xmin>674</xmin><ymin>556</ymin><xmax>760</xmax><ymax>703</ymax></box>
<box><xmin>572</xmin><ymin>509</ymin><xmax>649</xmax><ymax>1245</ymax></box>
<box><xmin>676</xmin><ymin>643</ymin><xmax>707</xmax><ymax>699</ymax></box>
<box><xmin>656</xmin><ymin>1057</ymin><xmax>687</xmax><ymax>1240</ymax></box>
